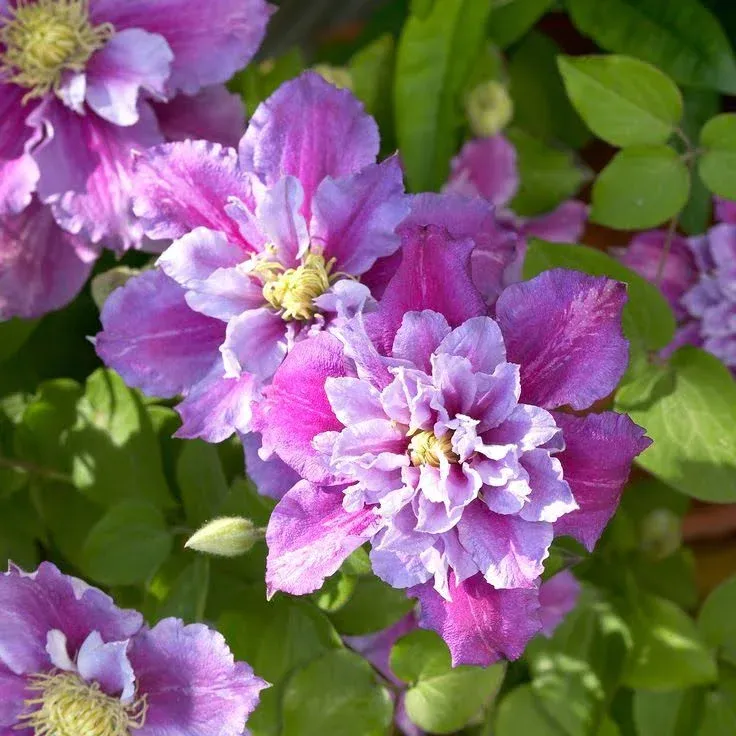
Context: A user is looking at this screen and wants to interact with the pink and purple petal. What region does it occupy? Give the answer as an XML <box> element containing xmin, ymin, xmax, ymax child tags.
<box><xmin>0</xmin><ymin>663</ymin><xmax>28</xmax><ymax>728</ymax></box>
<box><xmin>436</xmin><ymin>316</ymin><xmax>506</xmax><ymax>374</ymax></box>
<box><xmin>239</xmin><ymin>72</ymin><xmax>379</xmax><ymax>209</ymax></box>
<box><xmin>521</xmin><ymin>200</ymin><xmax>588</xmax><ymax>243</ymax></box>
<box><xmin>221</xmin><ymin>307</ymin><xmax>288</xmax><ymax>380</ymax></box>
<box><xmin>409</xmin><ymin>574</ymin><xmax>541</xmax><ymax>667</ymax></box>
<box><xmin>129</xmin><ymin>618</ymin><xmax>268</xmax><ymax>736</ymax></box>
<box><xmin>265</xmin><ymin>481</ymin><xmax>381</xmax><ymax>596</ymax></box>
<box><xmin>553</xmin><ymin>411</ymin><xmax>651</xmax><ymax>551</ymax></box>
<box><xmin>391</xmin><ymin>311</ymin><xmax>451</xmax><ymax>373</ymax></box>
<box><xmin>96</xmin><ymin>269</ymin><xmax>225</xmax><ymax>398</ymax></box>
<box><xmin>76</xmin><ymin>632</ymin><xmax>135</xmax><ymax>700</ymax></box>
<box><xmin>496</xmin><ymin>269</ymin><xmax>628</xmax><ymax>411</ymax></box>
<box><xmin>241</xmin><ymin>432</ymin><xmax>301</xmax><ymax>501</ymax></box>
<box><xmin>538</xmin><ymin>570</ymin><xmax>581</xmax><ymax>637</ymax></box>
<box><xmin>0</xmin><ymin>155</ymin><xmax>39</xmax><ymax>216</ymax></box>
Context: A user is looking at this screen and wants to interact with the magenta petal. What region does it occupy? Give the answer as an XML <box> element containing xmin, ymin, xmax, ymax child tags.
<box><xmin>152</xmin><ymin>86</ymin><xmax>246</xmax><ymax>149</ymax></box>
<box><xmin>521</xmin><ymin>200</ymin><xmax>588</xmax><ymax>244</ymax></box>
<box><xmin>436</xmin><ymin>316</ymin><xmax>506</xmax><ymax>374</ymax></box>
<box><xmin>241</xmin><ymin>432</ymin><xmax>301</xmax><ymax>501</ymax></box>
<box><xmin>0</xmin><ymin>663</ymin><xmax>27</xmax><ymax>727</ymax></box>
<box><xmin>240</xmin><ymin>72</ymin><xmax>379</xmax><ymax>208</ymax></box>
<box><xmin>132</xmin><ymin>139</ymin><xmax>251</xmax><ymax>243</ymax></box>
<box><xmin>221</xmin><ymin>308</ymin><xmax>288</xmax><ymax>380</ymax></box>
<box><xmin>176</xmin><ymin>368</ymin><xmax>255</xmax><ymax>443</ymax></box>
<box><xmin>85</xmin><ymin>29</ymin><xmax>173</xmax><ymax>126</ymax></box>
<box><xmin>129</xmin><ymin>618</ymin><xmax>268</xmax><ymax>736</ymax></box>
<box><xmin>410</xmin><ymin>574</ymin><xmax>541</xmax><ymax>666</ymax></box>
<box><xmin>0</xmin><ymin>155</ymin><xmax>39</xmax><ymax>216</ymax></box>
<box><xmin>538</xmin><ymin>570</ymin><xmax>580</xmax><ymax>637</ymax></box>
<box><xmin>76</xmin><ymin>632</ymin><xmax>135</xmax><ymax>700</ymax></box>
<box><xmin>715</xmin><ymin>196</ymin><xmax>736</xmax><ymax>224</ymax></box>
<box><xmin>50</xmin><ymin>103</ymin><xmax>163</xmax><ymax>250</ymax></box>
<box><xmin>554</xmin><ymin>411</ymin><xmax>650</xmax><ymax>551</ymax></box>
<box><xmin>0</xmin><ymin>83</ymin><xmax>35</xmax><ymax>164</ymax></box>
<box><xmin>371</xmin><ymin>225</ymin><xmax>487</xmax><ymax>354</ymax></box>
<box><xmin>457</xmin><ymin>502</ymin><xmax>551</xmax><ymax>589</ymax></box>
<box><xmin>496</xmin><ymin>269</ymin><xmax>628</xmax><ymax>411</ymax></box>
<box><xmin>91</xmin><ymin>0</ymin><xmax>273</xmax><ymax>96</ymax></box>
<box><xmin>446</xmin><ymin>136</ymin><xmax>518</xmax><ymax>207</ymax></box>
<box><xmin>311</xmin><ymin>156</ymin><xmax>409</xmax><ymax>275</ymax></box>
<box><xmin>261</xmin><ymin>334</ymin><xmax>347</xmax><ymax>484</ymax></box>
<box><xmin>391</xmin><ymin>311</ymin><xmax>451</xmax><ymax>373</ymax></box>
<box><xmin>96</xmin><ymin>269</ymin><xmax>225</xmax><ymax>398</ymax></box>
<box><xmin>0</xmin><ymin>199</ymin><xmax>97</xmax><ymax>320</ymax></box>
<box><xmin>265</xmin><ymin>481</ymin><xmax>381</xmax><ymax>596</ymax></box>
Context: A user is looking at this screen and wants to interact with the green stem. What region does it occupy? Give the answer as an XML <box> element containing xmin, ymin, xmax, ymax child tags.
<box><xmin>0</xmin><ymin>455</ymin><xmax>73</xmax><ymax>485</ymax></box>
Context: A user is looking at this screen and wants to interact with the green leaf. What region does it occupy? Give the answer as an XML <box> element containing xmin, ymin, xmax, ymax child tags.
<box><xmin>523</xmin><ymin>240</ymin><xmax>676</xmax><ymax>352</ymax></box>
<box><xmin>507</xmin><ymin>129</ymin><xmax>587</xmax><ymax>216</ymax></box>
<box><xmin>230</xmin><ymin>49</ymin><xmax>304</xmax><ymax>113</ymax></box>
<box><xmin>508</xmin><ymin>33</ymin><xmax>590</xmax><ymax>149</ymax></box>
<box><xmin>0</xmin><ymin>491</ymin><xmax>43</xmax><ymax>569</ymax></box>
<box><xmin>349</xmin><ymin>34</ymin><xmax>395</xmax><ymax>138</ymax></box>
<box><xmin>698</xmin><ymin>575</ymin><xmax>736</xmax><ymax>665</ymax></box>
<box><xmin>390</xmin><ymin>629</ymin><xmax>505</xmax><ymax>733</ymax></box>
<box><xmin>633</xmin><ymin>688</ymin><xmax>706</xmax><ymax>736</ymax></box>
<box><xmin>488</xmin><ymin>0</ymin><xmax>555</xmax><ymax>48</ymax></box>
<box><xmin>591</xmin><ymin>145</ymin><xmax>690</xmax><ymax>229</ymax></box>
<box><xmin>614</xmin><ymin>347</ymin><xmax>736</xmax><ymax>503</ymax></box>
<box><xmin>699</xmin><ymin>691</ymin><xmax>736</xmax><ymax>735</ymax></box>
<box><xmin>557</xmin><ymin>55</ymin><xmax>682</xmax><ymax>147</ymax></box>
<box><xmin>281</xmin><ymin>650</ymin><xmax>392</xmax><ymax>736</ymax></box>
<box><xmin>496</xmin><ymin>685</ymin><xmax>565</xmax><ymax>735</ymax></box>
<box><xmin>395</xmin><ymin>0</ymin><xmax>492</xmax><ymax>190</ymax></box>
<box><xmin>176</xmin><ymin>440</ymin><xmax>229</xmax><ymax>527</ymax></box>
<box><xmin>314</xmin><ymin>572</ymin><xmax>357</xmax><ymax>614</ymax></box>
<box><xmin>699</xmin><ymin>113</ymin><xmax>736</xmax><ymax>200</ymax></box>
<box><xmin>329</xmin><ymin>574</ymin><xmax>414</xmax><ymax>636</ymax></box>
<box><xmin>81</xmin><ymin>499</ymin><xmax>173</xmax><ymax>586</ymax></box>
<box><xmin>622</xmin><ymin>592</ymin><xmax>718</xmax><ymax>690</ymax></box>
<box><xmin>156</xmin><ymin>557</ymin><xmax>210</xmax><ymax>623</ymax></box>
<box><xmin>66</xmin><ymin>369</ymin><xmax>174</xmax><ymax>508</ymax></box>
<box><xmin>0</xmin><ymin>319</ymin><xmax>38</xmax><ymax>364</ymax></box>
<box><xmin>566</xmin><ymin>0</ymin><xmax>736</xmax><ymax>94</ymax></box>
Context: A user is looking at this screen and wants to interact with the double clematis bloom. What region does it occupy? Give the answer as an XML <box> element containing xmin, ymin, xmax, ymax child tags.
<box><xmin>620</xmin><ymin>200</ymin><xmax>736</xmax><ymax>372</ymax></box>
<box><xmin>444</xmin><ymin>135</ymin><xmax>588</xmax><ymax>303</ymax></box>
<box><xmin>0</xmin><ymin>562</ymin><xmax>267</xmax><ymax>736</ymax></box>
<box><xmin>0</xmin><ymin>0</ymin><xmax>272</xmax><ymax>319</ymax></box>
<box><xmin>96</xmin><ymin>72</ymin><xmax>409</xmax><ymax>462</ymax></box>
<box><xmin>259</xmin><ymin>204</ymin><xmax>649</xmax><ymax>665</ymax></box>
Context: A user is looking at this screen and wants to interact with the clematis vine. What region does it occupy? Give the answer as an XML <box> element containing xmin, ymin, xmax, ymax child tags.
<box><xmin>444</xmin><ymin>135</ymin><xmax>588</xmax><ymax>303</ymax></box>
<box><xmin>0</xmin><ymin>0</ymin><xmax>272</xmax><ymax>319</ymax></box>
<box><xmin>0</xmin><ymin>562</ymin><xmax>267</xmax><ymax>736</ymax></box>
<box><xmin>96</xmin><ymin>72</ymin><xmax>410</xmax><ymax>460</ymax></box>
<box><xmin>619</xmin><ymin>199</ymin><xmax>736</xmax><ymax>372</ymax></box>
<box><xmin>258</xmin><ymin>202</ymin><xmax>649</xmax><ymax>665</ymax></box>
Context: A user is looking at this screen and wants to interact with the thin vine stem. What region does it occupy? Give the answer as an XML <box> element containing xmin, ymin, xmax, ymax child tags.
<box><xmin>0</xmin><ymin>455</ymin><xmax>73</xmax><ymax>485</ymax></box>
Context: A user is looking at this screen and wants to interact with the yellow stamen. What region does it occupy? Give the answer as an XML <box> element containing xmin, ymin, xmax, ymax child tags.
<box><xmin>261</xmin><ymin>252</ymin><xmax>336</xmax><ymax>322</ymax></box>
<box><xmin>409</xmin><ymin>430</ymin><xmax>459</xmax><ymax>467</ymax></box>
<box><xmin>0</xmin><ymin>0</ymin><xmax>114</xmax><ymax>102</ymax></box>
<box><xmin>18</xmin><ymin>670</ymin><xmax>147</xmax><ymax>736</ymax></box>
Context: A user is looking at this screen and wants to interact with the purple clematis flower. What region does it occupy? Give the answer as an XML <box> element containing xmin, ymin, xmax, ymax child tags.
<box><xmin>96</xmin><ymin>72</ymin><xmax>410</xmax><ymax>448</ymax></box>
<box><xmin>444</xmin><ymin>135</ymin><xmax>588</xmax><ymax>302</ymax></box>
<box><xmin>0</xmin><ymin>562</ymin><xmax>267</xmax><ymax>736</ymax></box>
<box><xmin>0</xmin><ymin>0</ymin><xmax>273</xmax><ymax>319</ymax></box>
<box><xmin>258</xmin><ymin>208</ymin><xmax>650</xmax><ymax>665</ymax></box>
<box><xmin>619</xmin><ymin>202</ymin><xmax>736</xmax><ymax>371</ymax></box>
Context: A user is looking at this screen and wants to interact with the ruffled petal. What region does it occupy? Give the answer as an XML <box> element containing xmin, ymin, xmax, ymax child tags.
<box><xmin>255</xmin><ymin>176</ymin><xmax>309</xmax><ymax>265</ymax></box>
<box><xmin>221</xmin><ymin>307</ymin><xmax>288</xmax><ymax>380</ymax></box>
<box><xmin>132</xmin><ymin>139</ymin><xmax>252</xmax><ymax>243</ymax></box>
<box><xmin>391</xmin><ymin>310</ymin><xmax>451</xmax><ymax>373</ymax></box>
<box><xmin>265</xmin><ymin>481</ymin><xmax>381</xmax><ymax>596</ymax></box>
<box><xmin>96</xmin><ymin>269</ymin><xmax>225</xmax><ymax>398</ymax></box>
<box><xmin>496</xmin><ymin>269</ymin><xmax>628</xmax><ymax>411</ymax></box>
<box><xmin>437</xmin><ymin>316</ymin><xmax>506</xmax><ymax>374</ymax></box>
<box><xmin>241</xmin><ymin>432</ymin><xmax>301</xmax><ymax>501</ymax></box>
<box><xmin>518</xmin><ymin>450</ymin><xmax>577</xmax><ymax>523</ymax></box>
<box><xmin>409</xmin><ymin>574</ymin><xmax>541</xmax><ymax>666</ymax></box>
<box><xmin>85</xmin><ymin>29</ymin><xmax>173</xmax><ymax>126</ymax></box>
<box><xmin>76</xmin><ymin>632</ymin><xmax>135</xmax><ymax>701</ymax></box>
<box><xmin>129</xmin><ymin>618</ymin><xmax>268</xmax><ymax>736</ymax></box>
<box><xmin>521</xmin><ymin>200</ymin><xmax>588</xmax><ymax>243</ymax></box>
<box><xmin>553</xmin><ymin>411</ymin><xmax>651</xmax><ymax>551</ymax></box>
<box><xmin>239</xmin><ymin>72</ymin><xmax>379</xmax><ymax>208</ymax></box>
<box><xmin>538</xmin><ymin>571</ymin><xmax>580</xmax><ymax>637</ymax></box>
<box><xmin>260</xmin><ymin>333</ymin><xmax>348</xmax><ymax>484</ymax></box>
<box><xmin>0</xmin><ymin>199</ymin><xmax>97</xmax><ymax>320</ymax></box>
<box><xmin>0</xmin><ymin>83</ymin><xmax>35</xmax><ymax>164</ymax></box>
<box><xmin>0</xmin><ymin>155</ymin><xmax>39</xmax><ymax>216</ymax></box>
<box><xmin>91</xmin><ymin>0</ymin><xmax>273</xmax><ymax>95</ymax></box>
<box><xmin>310</xmin><ymin>156</ymin><xmax>408</xmax><ymax>275</ymax></box>
<box><xmin>0</xmin><ymin>663</ymin><xmax>29</xmax><ymax>727</ymax></box>
<box><xmin>152</xmin><ymin>86</ymin><xmax>245</xmax><ymax>149</ymax></box>
<box><xmin>324</xmin><ymin>377</ymin><xmax>384</xmax><ymax>426</ymax></box>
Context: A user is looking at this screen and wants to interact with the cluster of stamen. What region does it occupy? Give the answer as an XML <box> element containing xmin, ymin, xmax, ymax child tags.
<box><xmin>409</xmin><ymin>429</ymin><xmax>459</xmax><ymax>467</ymax></box>
<box><xmin>0</xmin><ymin>0</ymin><xmax>114</xmax><ymax>102</ymax></box>
<box><xmin>18</xmin><ymin>670</ymin><xmax>147</xmax><ymax>736</ymax></box>
<box><xmin>258</xmin><ymin>252</ymin><xmax>338</xmax><ymax>321</ymax></box>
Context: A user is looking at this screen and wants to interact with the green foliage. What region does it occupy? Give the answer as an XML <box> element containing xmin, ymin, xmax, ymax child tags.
<box><xmin>699</xmin><ymin>113</ymin><xmax>736</xmax><ymax>200</ymax></box>
<box><xmin>698</xmin><ymin>575</ymin><xmax>736</xmax><ymax>665</ymax></box>
<box><xmin>488</xmin><ymin>0</ymin><xmax>555</xmax><ymax>49</ymax></box>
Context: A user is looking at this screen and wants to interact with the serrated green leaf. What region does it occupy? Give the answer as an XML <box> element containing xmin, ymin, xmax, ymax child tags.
<box><xmin>614</xmin><ymin>347</ymin><xmax>736</xmax><ymax>503</ymax></box>
<box><xmin>699</xmin><ymin>113</ymin><xmax>736</xmax><ymax>200</ymax></box>
<box><xmin>591</xmin><ymin>145</ymin><xmax>690</xmax><ymax>229</ymax></box>
<box><xmin>566</xmin><ymin>0</ymin><xmax>736</xmax><ymax>94</ymax></box>
<box><xmin>558</xmin><ymin>55</ymin><xmax>682</xmax><ymax>147</ymax></box>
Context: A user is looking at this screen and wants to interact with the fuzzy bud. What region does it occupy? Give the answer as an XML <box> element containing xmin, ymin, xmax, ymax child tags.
<box><xmin>185</xmin><ymin>517</ymin><xmax>264</xmax><ymax>558</ymax></box>
<box><xmin>466</xmin><ymin>80</ymin><xmax>513</xmax><ymax>138</ymax></box>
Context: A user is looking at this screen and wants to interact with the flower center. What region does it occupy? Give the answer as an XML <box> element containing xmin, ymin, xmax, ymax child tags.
<box><xmin>0</xmin><ymin>0</ymin><xmax>114</xmax><ymax>102</ymax></box>
<box><xmin>261</xmin><ymin>252</ymin><xmax>336</xmax><ymax>322</ymax></box>
<box><xmin>19</xmin><ymin>670</ymin><xmax>147</xmax><ymax>736</ymax></box>
<box><xmin>409</xmin><ymin>430</ymin><xmax>459</xmax><ymax>467</ymax></box>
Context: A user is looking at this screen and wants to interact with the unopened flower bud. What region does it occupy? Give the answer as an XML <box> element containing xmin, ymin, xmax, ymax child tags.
<box><xmin>185</xmin><ymin>517</ymin><xmax>265</xmax><ymax>558</ymax></box>
<box><xmin>313</xmin><ymin>64</ymin><xmax>353</xmax><ymax>91</ymax></box>
<box><xmin>639</xmin><ymin>508</ymin><xmax>682</xmax><ymax>561</ymax></box>
<box><xmin>466</xmin><ymin>80</ymin><xmax>513</xmax><ymax>138</ymax></box>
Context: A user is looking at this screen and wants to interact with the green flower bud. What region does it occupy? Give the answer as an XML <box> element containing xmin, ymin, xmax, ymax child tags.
<box><xmin>313</xmin><ymin>64</ymin><xmax>353</xmax><ymax>91</ymax></box>
<box><xmin>639</xmin><ymin>508</ymin><xmax>682</xmax><ymax>561</ymax></box>
<box><xmin>466</xmin><ymin>80</ymin><xmax>513</xmax><ymax>138</ymax></box>
<box><xmin>185</xmin><ymin>517</ymin><xmax>265</xmax><ymax>558</ymax></box>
